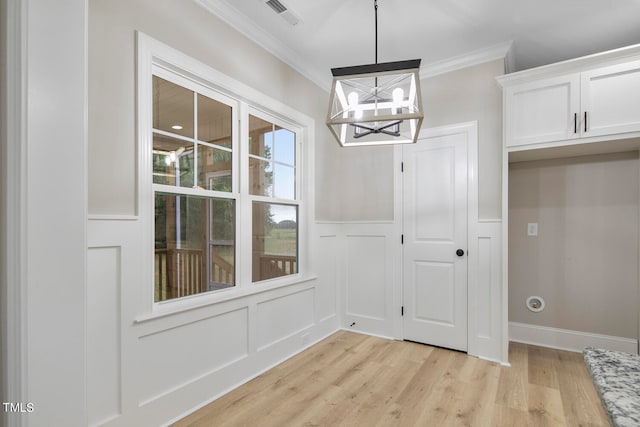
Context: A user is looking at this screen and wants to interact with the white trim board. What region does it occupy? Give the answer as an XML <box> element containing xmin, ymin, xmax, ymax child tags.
<box><xmin>420</xmin><ymin>41</ymin><xmax>512</xmax><ymax>79</ymax></box>
<box><xmin>509</xmin><ymin>322</ymin><xmax>638</xmax><ymax>354</ymax></box>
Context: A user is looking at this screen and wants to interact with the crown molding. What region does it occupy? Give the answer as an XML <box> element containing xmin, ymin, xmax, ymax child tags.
<box><xmin>419</xmin><ymin>41</ymin><xmax>513</xmax><ymax>79</ymax></box>
<box><xmin>195</xmin><ymin>0</ymin><xmax>513</xmax><ymax>92</ymax></box>
<box><xmin>193</xmin><ymin>0</ymin><xmax>331</xmax><ymax>92</ymax></box>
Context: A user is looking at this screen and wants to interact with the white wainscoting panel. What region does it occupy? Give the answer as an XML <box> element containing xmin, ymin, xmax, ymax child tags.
<box><xmin>316</xmin><ymin>234</ymin><xmax>339</xmax><ymax>322</ymax></box>
<box><xmin>138</xmin><ymin>307</ymin><xmax>250</xmax><ymax>404</ymax></box>
<box><xmin>477</xmin><ymin>237</ymin><xmax>494</xmax><ymax>338</ymax></box>
<box><xmin>468</xmin><ymin>220</ymin><xmax>504</xmax><ymax>363</ymax></box>
<box><xmin>323</xmin><ymin>222</ymin><xmax>400</xmax><ymax>339</ymax></box>
<box><xmin>257</xmin><ymin>288</ymin><xmax>315</xmax><ymax>351</ymax></box>
<box><xmin>87</xmin><ymin>246</ymin><xmax>122</xmax><ymax>426</ymax></box>
<box><xmin>86</xmin><ymin>214</ymin><xmax>505</xmax><ymax>425</ymax></box>
<box><xmin>88</xmin><ymin>218</ymin><xmax>143</xmax><ymax>424</ymax></box>
<box><xmin>346</xmin><ymin>235</ymin><xmax>387</xmax><ymax>321</ymax></box>
<box><xmin>87</xmin><ymin>218</ymin><xmax>339</xmax><ymax>426</ymax></box>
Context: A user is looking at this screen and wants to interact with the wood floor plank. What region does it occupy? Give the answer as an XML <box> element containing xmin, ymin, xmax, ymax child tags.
<box><xmin>457</xmin><ymin>361</ymin><xmax>502</xmax><ymax>426</ymax></box>
<box><xmin>554</xmin><ymin>349</ymin><xmax>609</xmax><ymax>426</ymax></box>
<box><xmin>173</xmin><ymin>331</ymin><xmax>611</xmax><ymax>427</ymax></box>
<box><xmin>528</xmin><ymin>345</ymin><xmax>560</xmax><ymax>389</ymax></box>
<box><xmin>337</xmin><ymin>359</ymin><xmax>421</xmax><ymax>425</ymax></box>
<box><xmin>495</xmin><ymin>341</ymin><xmax>529</xmax><ymax>411</ymax></box>
<box><xmin>491</xmin><ymin>404</ymin><xmax>530</xmax><ymax>427</ymax></box>
<box><xmin>528</xmin><ymin>383</ymin><xmax>567</xmax><ymax>427</ymax></box>
<box><xmin>383</xmin><ymin>347</ymin><xmax>456</xmax><ymax>425</ymax></box>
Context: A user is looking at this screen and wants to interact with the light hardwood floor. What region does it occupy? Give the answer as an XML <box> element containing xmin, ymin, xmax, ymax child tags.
<box><xmin>173</xmin><ymin>331</ymin><xmax>609</xmax><ymax>426</ymax></box>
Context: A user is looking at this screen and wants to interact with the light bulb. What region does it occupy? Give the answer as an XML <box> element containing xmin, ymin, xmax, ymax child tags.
<box><xmin>168</xmin><ymin>151</ymin><xmax>177</xmax><ymax>164</ymax></box>
<box><xmin>348</xmin><ymin>92</ymin><xmax>362</xmax><ymax>120</ymax></box>
<box><xmin>348</xmin><ymin>92</ymin><xmax>359</xmax><ymax>106</ymax></box>
<box><xmin>392</xmin><ymin>88</ymin><xmax>404</xmax><ymax>105</ymax></box>
<box><xmin>392</xmin><ymin>88</ymin><xmax>404</xmax><ymax>116</ymax></box>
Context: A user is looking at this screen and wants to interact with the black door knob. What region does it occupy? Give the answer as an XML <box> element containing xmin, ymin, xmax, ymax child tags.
<box><xmin>456</xmin><ymin>249</ymin><xmax>464</xmax><ymax>257</ymax></box>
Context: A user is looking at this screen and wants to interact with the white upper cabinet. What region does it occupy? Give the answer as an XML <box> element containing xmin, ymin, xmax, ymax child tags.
<box><xmin>500</xmin><ymin>46</ymin><xmax>640</xmax><ymax>150</ymax></box>
<box><xmin>581</xmin><ymin>60</ymin><xmax>640</xmax><ymax>137</ymax></box>
<box><xmin>505</xmin><ymin>74</ymin><xmax>580</xmax><ymax>147</ymax></box>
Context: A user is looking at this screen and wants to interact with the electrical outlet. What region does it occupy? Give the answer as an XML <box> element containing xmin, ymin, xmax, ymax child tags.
<box><xmin>527</xmin><ymin>223</ymin><xmax>538</xmax><ymax>236</ymax></box>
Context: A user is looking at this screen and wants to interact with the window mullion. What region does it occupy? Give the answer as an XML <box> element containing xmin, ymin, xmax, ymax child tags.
<box><xmin>193</xmin><ymin>91</ymin><xmax>198</xmax><ymax>189</ymax></box>
<box><xmin>238</xmin><ymin>102</ymin><xmax>252</xmax><ymax>287</ymax></box>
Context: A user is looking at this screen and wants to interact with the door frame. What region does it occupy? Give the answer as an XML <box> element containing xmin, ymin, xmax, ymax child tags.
<box><xmin>392</xmin><ymin>121</ymin><xmax>479</xmax><ymax>356</ymax></box>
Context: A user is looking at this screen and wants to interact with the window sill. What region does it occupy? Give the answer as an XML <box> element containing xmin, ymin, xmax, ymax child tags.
<box><xmin>134</xmin><ymin>273</ymin><xmax>318</xmax><ymax>324</ymax></box>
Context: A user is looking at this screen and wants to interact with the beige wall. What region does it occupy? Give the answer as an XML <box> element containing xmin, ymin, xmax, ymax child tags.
<box><xmin>88</xmin><ymin>0</ymin><xmax>340</xmax><ymax>219</ymax></box>
<box><xmin>509</xmin><ymin>152</ymin><xmax>639</xmax><ymax>338</ymax></box>
<box><xmin>89</xmin><ymin>1</ymin><xmax>504</xmax><ymax>222</ymax></box>
<box><xmin>332</xmin><ymin>144</ymin><xmax>396</xmax><ymax>221</ymax></box>
<box><xmin>422</xmin><ymin>60</ymin><xmax>504</xmax><ymax>220</ymax></box>
<box><xmin>335</xmin><ymin>59</ymin><xmax>504</xmax><ymax>221</ymax></box>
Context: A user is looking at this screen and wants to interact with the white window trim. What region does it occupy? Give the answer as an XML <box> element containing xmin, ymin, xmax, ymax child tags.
<box><xmin>136</xmin><ymin>32</ymin><xmax>315</xmax><ymax>318</ymax></box>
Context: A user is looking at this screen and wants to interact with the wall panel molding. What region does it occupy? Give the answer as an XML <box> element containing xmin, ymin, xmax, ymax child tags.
<box><xmin>256</xmin><ymin>288</ymin><xmax>315</xmax><ymax>351</ymax></box>
<box><xmin>87</xmin><ymin>246</ymin><xmax>122</xmax><ymax>426</ymax></box>
<box><xmin>340</xmin><ymin>223</ymin><xmax>400</xmax><ymax>339</ymax></box>
<box><xmin>86</xmin><ymin>218</ymin><xmax>339</xmax><ymax>426</ymax></box>
<box><xmin>320</xmin><ymin>217</ymin><xmax>504</xmax><ymax>361</ymax></box>
<box><xmin>468</xmin><ymin>220</ymin><xmax>504</xmax><ymax>363</ymax></box>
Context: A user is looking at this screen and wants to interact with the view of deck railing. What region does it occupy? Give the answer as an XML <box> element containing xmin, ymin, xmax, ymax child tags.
<box><xmin>211</xmin><ymin>252</ymin><xmax>234</xmax><ymax>285</ymax></box>
<box><xmin>155</xmin><ymin>248</ymin><xmax>206</xmax><ymax>300</ymax></box>
<box><xmin>155</xmin><ymin>249</ymin><xmax>296</xmax><ymax>300</ymax></box>
<box><xmin>259</xmin><ymin>254</ymin><xmax>297</xmax><ymax>280</ymax></box>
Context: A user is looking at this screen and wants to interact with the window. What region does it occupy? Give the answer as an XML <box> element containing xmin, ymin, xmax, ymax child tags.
<box><xmin>248</xmin><ymin>114</ymin><xmax>299</xmax><ymax>282</ymax></box>
<box><xmin>147</xmin><ymin>61</ymin><xmax>303</xmax><ymax>304</ymax></box>
<box><xmin>152</xmin><ymin>74</ymin><xmax>237</xmax><ymax>302</ymax></box>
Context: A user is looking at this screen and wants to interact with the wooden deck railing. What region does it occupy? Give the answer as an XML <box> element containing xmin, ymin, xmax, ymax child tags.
<box><xmin>155</xmin><ymin>248</ymin><xmax>205</xmax><ymax>300</ymax></box>
<box><xmin>155</xmin><ymin>248</ymin><xmax>235</xmax><ymax>300</ymax></box>
<box><xmin>259</xmin><ymin>254</ymin><xmax>297</xmax><ymax>280</ymax></box>
<box><xmin>211</xmin><ymin>252</ymin><xmax>234</xmax><ymax>285</ymax></box>
<box><xmin>155</xmin><ymin>249</ymin><xmax>295</xmax><ymax>299</ymax></box>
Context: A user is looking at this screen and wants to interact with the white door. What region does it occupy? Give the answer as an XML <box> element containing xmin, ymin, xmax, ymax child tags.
<box><xmin>402</xmin><ymin>130</ymin><xmax>468</xmax><ymax>352</ymax></box>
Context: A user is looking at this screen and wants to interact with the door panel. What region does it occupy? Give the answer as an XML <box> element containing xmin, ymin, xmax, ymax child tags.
<box><xmin>414</xmin><ymin>147</ymin><xmax>455</xmax><ymax>240</ymax></box>
<box><xmin>414</xmin><ymin>262</ymin><xmax>455</xmax><ymax>324</ymax></box>
<box><xmin>403</xmin><ymin>131</ymin><xmax>468</xmax><ymax>351</ymax></box>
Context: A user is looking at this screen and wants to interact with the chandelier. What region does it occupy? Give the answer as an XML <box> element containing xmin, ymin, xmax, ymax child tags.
<box><xmin>326</xmin><ymin>0</ymin><xmax>424</xmax><ymax>147</ymax></box>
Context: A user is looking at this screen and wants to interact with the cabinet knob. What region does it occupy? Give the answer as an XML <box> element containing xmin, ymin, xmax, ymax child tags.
<box><xmin>456</xmin><ymin>249</ymin><xmax>465</xmax><ymax>257</ymax></box>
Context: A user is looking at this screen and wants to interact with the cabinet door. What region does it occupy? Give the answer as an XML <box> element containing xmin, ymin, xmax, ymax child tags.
<box><xmin>505</xmin><ymin>75</ymin><xmax>580</xmax><ymax>147</ymax></box>
<box><xmin>581</xmin><ymin>60</ymin><xmax>640</xmax><ymax>137</ymax></box>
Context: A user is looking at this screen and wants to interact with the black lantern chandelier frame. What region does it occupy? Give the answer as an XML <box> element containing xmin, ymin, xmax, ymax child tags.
<box><xmin>326</xmin><ymin>0</ymin><xmax>424</xmax><ymax>147</ymax></box>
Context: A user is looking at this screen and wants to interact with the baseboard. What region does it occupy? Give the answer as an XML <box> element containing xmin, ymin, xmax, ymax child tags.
<box><xmin>509</xmin><ymin>322</ymin><xmax>638</xmax><ymax>354</ymax></box>
<box><xmin>339</xmin><ymin>327</ymin><xmax>397</xmax><ymax>342</ymax></box>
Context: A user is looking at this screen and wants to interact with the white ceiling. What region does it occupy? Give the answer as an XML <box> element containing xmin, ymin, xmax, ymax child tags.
<box><xmin>195</xmin><ymin>0</ymin><xmax>640</xmax><ymax>91</ymax></box>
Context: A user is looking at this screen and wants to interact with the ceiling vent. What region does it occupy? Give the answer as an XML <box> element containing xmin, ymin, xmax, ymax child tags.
<box><xmin>264</xmin><ymin>0</ymin><xmax>301</xmax><ymax>26</ymax></box>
